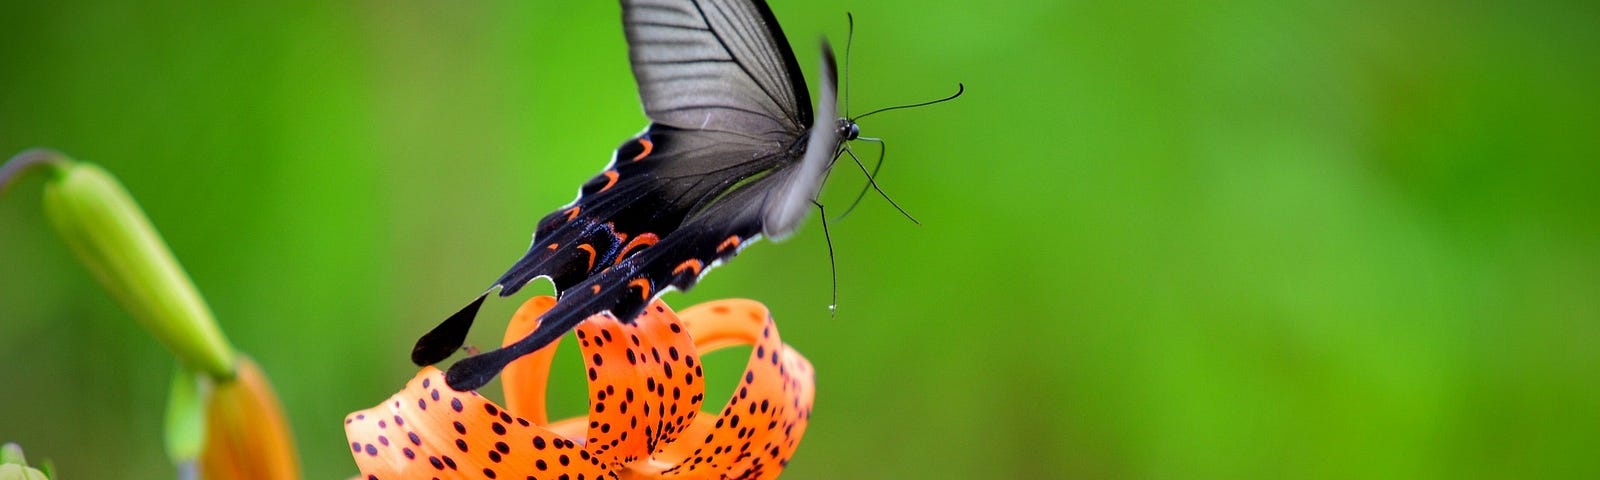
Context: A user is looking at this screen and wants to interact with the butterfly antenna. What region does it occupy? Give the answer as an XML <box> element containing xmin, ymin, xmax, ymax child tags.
<box><xmin>843</xmin><ymin>12</ymin><xmax>855</xmax><ymax>116</ymax></box>
<box><xmin>811</xmin><ymin>199</ymin><xmax>839</xmax><ymax>317</ymax></box>
<box><xmin>834</xmin><ymin>139</ymin><xmax>887</xmax><ymax>221</ymax></box>
<box><xmin>842</xmin><ymin>146</ymin><xmax>918</xmax><ymax>225</ymax></box>
<box><xmin>853</xmin><ymin>83</ymin><xmax>965</xmax><ymax>121</ymax></box>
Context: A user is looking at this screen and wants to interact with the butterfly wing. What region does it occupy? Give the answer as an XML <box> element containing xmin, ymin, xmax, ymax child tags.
<box><xmin>493</xmin><ymin>128</ymin><xmax>777</xmax><ymax>297</ymax></box>
<box><xmin>491</xmin><ymin>0</ymin><xmax>824</xmax><ymax>298</ymax></box>
<box><xmin>444</xmin><ymin>48</ymin><xmax>842</xmax><ymax>391</ymax></box>
<box><xmin>412</xmin><ymin>125</ymin><xmax>783</xmax><ymax>366</ymax></box>
<box><xmin>443</xmin><ymin>163</ymin><xmax>775</xmax><ymax>390</ymax></box>
<box><xmin>624</xmin><ymin>0</ymin><xmax>812</xmax><ymax>137</ymax></box>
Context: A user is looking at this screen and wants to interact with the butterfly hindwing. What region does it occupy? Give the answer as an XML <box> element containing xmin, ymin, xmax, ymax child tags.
<box><xmin>445</xmin><ymin>141</ymin><xmax>780</xmax><ymax>390</ymax></box>
<box><xmin>415</xmin><ymin>132</ymin><xmax>704</xmax><ymax>366</ymax></box>
<box><xmin>495</xmin><ymin>125</ymin><xmax>788</xmax><ymax>297</ymax></box>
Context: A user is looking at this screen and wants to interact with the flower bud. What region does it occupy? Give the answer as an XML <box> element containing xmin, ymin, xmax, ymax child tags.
<box><xmin>41</xmin><ymin>159</ymin><xmax>236</xmax><ymax>378</ymax></box>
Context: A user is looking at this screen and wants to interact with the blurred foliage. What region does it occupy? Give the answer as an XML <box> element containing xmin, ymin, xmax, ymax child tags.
<box><xmin>2</xmin><ymin>0</ymin><xmax>1597</xmax><ymax>478</ymax></box>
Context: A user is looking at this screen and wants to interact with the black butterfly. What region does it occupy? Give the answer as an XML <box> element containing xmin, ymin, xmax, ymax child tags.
<box><xmin>415</xmin><ymin>0</ymin><xmax>857</xmax><ymax>391</ymax></box>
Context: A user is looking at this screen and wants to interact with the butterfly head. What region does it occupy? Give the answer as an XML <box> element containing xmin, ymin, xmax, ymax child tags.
<box><xmin>838</xmin><ymin>118</ymin><xmax>859</xmax><ymax>141</ymax></box>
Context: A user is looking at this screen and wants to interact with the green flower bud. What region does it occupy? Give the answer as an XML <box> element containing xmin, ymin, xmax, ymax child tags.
<box><xmin>38</xmin><ymin>157</ymin><xmax>236</xmax><ymax>379</ymax></box>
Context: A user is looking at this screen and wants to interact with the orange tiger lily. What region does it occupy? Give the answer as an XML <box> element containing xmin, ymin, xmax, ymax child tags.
<box><xmin>345</xmin><ymin>296</ymin><xmax>815</xmax><ymax>479</ymax></box>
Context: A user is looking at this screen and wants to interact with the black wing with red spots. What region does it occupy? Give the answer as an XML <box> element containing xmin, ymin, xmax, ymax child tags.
<box><xmin>440</xmin><ymin>126</ymin><xmax>806</xmax><ymax>391</ymax></box>
<box><xmin>411</xmin><ymin>123</ymin><xmax>790</xmax><ymax>367</ymax></box>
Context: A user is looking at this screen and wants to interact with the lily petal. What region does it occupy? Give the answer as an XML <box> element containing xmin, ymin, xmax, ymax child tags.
<box><xmin>626</xmin><ymin>299</ymin><xmax>815</xmax><ymax>479</ymax></box>
<box><xmin>344</xmin><ymin>367</ymin><xmax>608</xmax><ymax>479</ymax></box>
<box><xmin>502</xmin><ymin>296</ymin><xmax>705</xmax><ymax>469</ymax></box>
<box><xmin>199</xmin><ymin>356</ymin><xmax>300</xmax><ymax>480</ymax></box>
<box><xmin>500</xmin><ymin>296</ymin><xmax>562</xmax><ymax>426</ymax></box>
<box><xmin>349</xmin><ymin>297</ymin><xmax>813</xmax><ymax>479</ymax></box>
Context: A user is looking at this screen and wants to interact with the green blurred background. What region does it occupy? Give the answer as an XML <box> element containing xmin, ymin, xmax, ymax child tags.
<box><xmin>3</xmin><ymin>0</ymin><xmax>1598</xmax><ymax>478</ymax></box>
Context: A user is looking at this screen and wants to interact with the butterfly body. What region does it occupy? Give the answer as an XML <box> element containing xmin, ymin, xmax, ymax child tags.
<box><xmin>415</xmin><ymin>0</ymin><xmax>855</xmax><ymax>391</ymax></box>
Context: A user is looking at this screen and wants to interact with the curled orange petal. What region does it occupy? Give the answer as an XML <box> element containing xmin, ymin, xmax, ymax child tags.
<box><xmin>505</xmin><ymin>296</ymin><xmax>705</xmax><ymax>469</ymax></box>
<box><xmin>625</xmin><ymin>299</ymin><xmax>816</xmax><ymax>479</ymax></box>
<box><xmin>500</xmin><ymin>296</ymin><xmax>561</xmax><ymax>425</ymax></box>
<box><xmin>344</xmin><ymin>367</ymin><xmax>608</xmax><ymax>479</ymax></box>
<box><xmin>572</xmin><ymin>302</ymin><xmax>703</xmax><ymax>468</ymax></box>
<box><xmin>350</xmin><ymin>297</ymin><xmax>814</xmax><ymax>479</ymax></box>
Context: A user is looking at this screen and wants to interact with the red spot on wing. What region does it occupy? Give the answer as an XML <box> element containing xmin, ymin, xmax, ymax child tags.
<box><xmin>565</xmin><ymin>206</ymin><xmax>582</xmax><ymax>221</ymax></box>
<box><xmin>600</xmin><ymin>170</ymin><xmax>619</xmax><ymax>192</ymax></box>
<box><xmin>591</xmin><ymin>285</ymin><xmax>602</xmax><ymax>294</ymax></box>
<box><xmin>577</xmin><ymin>244</ymin><xmax>598</xmax><ymax>272</ymax></box>
<box><xmin>632</xmin><ymin>138</ymin><xmax>654</xmax><ymax>161</ymax></box>
<box><xmin>615</xmin><ymin>233</ymin><xmax>660</xmax><ymax>263</ymax></box>
<box><xmin>672</xmin><ymin>259</ymin><xmax>704</xmax><ymax>277</ymax></box>
<box><xmin>716</xmin><ymin>236</ymin><xmax>742</xmax><ymax>253</ymax></box>
<box><xmin>628</xmin><ymin>278</ymin><xmax>652</xmax><ymax>300</ymax></box>
<box><xmin>547</xmin><ymin>242</ymin><xmax>560</xmax><ymax>251</ymax></box>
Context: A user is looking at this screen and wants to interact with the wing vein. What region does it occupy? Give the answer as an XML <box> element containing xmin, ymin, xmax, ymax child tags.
<box><xmin>690</xmin><ymin>0</ymin><xmax>794</xmax><ymax>130</ymax></box>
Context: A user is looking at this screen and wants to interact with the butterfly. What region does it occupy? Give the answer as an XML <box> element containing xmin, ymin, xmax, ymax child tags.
<box><xmin>413</xmin><ymin>0</ymin><xmax>858</xmax><ymax>391</ymax></box>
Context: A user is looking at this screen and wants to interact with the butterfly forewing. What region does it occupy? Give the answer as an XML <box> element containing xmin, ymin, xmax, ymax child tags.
<box><xmin>624</xmin><ymin>0</ymin><xmax>812</xmax><ymax>136</ymax></box>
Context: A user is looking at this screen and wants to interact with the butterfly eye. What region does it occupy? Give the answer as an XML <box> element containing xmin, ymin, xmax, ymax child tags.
<box><xmin>840</xmin><ymin>120</ymin><xmax>860</xmax><ymax>141</ymax></box>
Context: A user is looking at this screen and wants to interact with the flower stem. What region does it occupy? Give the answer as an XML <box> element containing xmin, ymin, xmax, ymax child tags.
<box><xmin>0</xmin><ymin>148</ymin><xmax>70</xmax><ymax>194</ymax></box>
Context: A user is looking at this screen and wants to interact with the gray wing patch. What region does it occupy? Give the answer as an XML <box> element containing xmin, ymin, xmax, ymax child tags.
<box><xmin>623</xmin><ymin>0</ymin><xmax>810</xmax><ymax>138</ymax></box>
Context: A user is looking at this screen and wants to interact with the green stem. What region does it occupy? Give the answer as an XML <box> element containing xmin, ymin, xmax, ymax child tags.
<box><xmin>0</xmin><ymin>148</ymin><xmax>70</xmax><ymax>195</ymax></box>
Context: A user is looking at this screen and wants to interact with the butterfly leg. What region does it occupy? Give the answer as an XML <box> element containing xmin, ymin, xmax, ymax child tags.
<box><xmin>838</xmin><ymin>141</ymin><xmax>915</xmax><ymax>224</ymax></box>
<box><xmin>813</xmin><ymin>200</ymin><xmax>839</xmax><ymax>317</ymax></box>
